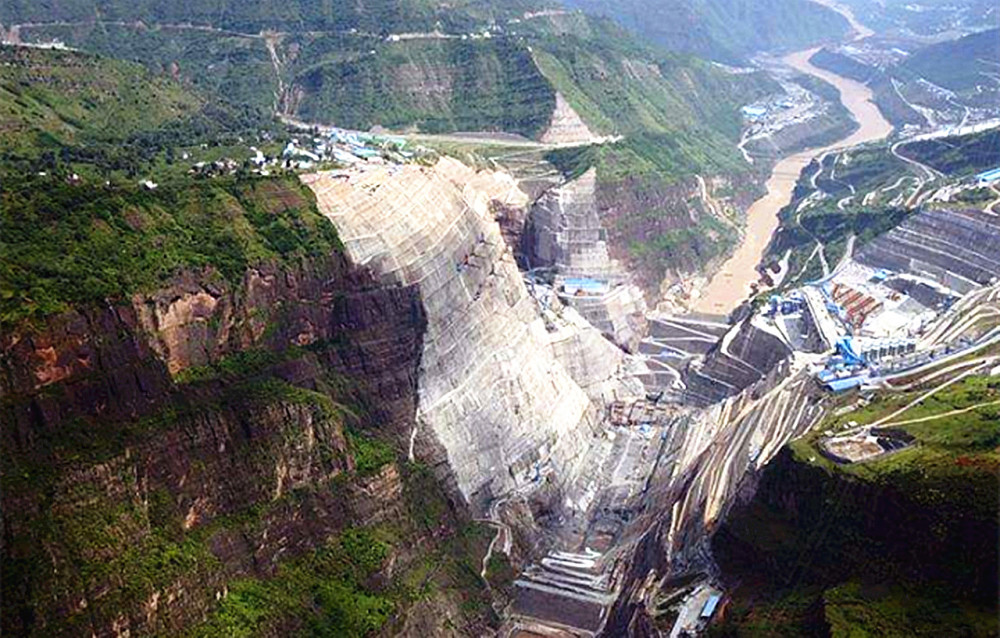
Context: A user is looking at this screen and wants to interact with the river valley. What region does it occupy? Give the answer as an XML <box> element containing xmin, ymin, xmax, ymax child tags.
<box><xmin>693</xmin><ymin>20</ymin><xmax>893</xmax><ymax>315</ymax></box>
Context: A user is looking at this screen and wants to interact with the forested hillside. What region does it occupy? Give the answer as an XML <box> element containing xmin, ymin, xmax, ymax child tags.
<box><xmin>559</xmin><ymin>0</ymin><xmax>849</xmax><ymax>63</ymax></box>
<box><xmin>0</xmin><ymin>45</ymin><xmax>268</xmax><ymax>182</ymax></box>
<box><xmin>0</xmin><ymin>0</ymin><xmax>552</xmax><ymax>34</ymax></box>
<box><xmin>898</xmin><ymin>28</ymin><xmax>1000</xmax><ymax>91</ymax></box>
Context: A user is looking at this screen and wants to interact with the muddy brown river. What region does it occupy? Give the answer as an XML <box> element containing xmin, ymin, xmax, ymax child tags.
<box><xmin>693</xmin><ymin>39</ymin><xmax>892</xmax><ymax>315</ymax></box>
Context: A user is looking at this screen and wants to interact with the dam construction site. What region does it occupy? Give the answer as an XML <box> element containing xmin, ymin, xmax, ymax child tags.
<box><xmin>2</xmin><ymin>0</ymin><xmax>998</xmax><ymax>636</ymax></box>
<box><xmin>294</xmin><ymin>57</ymin><xmax>1000</xmax><ymax>632</ymax></box>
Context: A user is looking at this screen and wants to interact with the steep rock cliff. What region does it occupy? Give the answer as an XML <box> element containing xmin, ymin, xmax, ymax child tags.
<box><xmin>0</xmin><ymin>250</ymin><xmax>434</xmax><ymax>635</ymax></box>
<box><xmin>0</xmin><ymin>170</ymin><xmax>527</xmax><ymax>636</ymax></box>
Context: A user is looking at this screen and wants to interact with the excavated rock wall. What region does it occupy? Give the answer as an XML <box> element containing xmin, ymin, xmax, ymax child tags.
<box><xmin>304</xmin><ymin>159</ymin><xmax>620</xmax><ymax>511</ymax></box>
<box><xmin>539</xmin><ymin>92</ymin><xmax>598</xmax><ymax>145</ymax></box>
<box><xmin>526</xmin><ymin>168</ymin><xmax>649</xmax><ymax>351</ymax></box>
<box><xmin>856</xmin><ymin>207</ymin><xmax>1000</xmax><ymax>293</ymax></box>
<box><xmin>601</xmin><ymin>358</ymin><xmax>826</xmax><ymax>635</ymax></box>
<box><xmin>682</xmin><ymin>318</ymin><xmax>793</xmax><ymax>406</ymax></box>
<box><xmin>528</xmin><ymin>168</ymin><xmax>615</xmax><ymax>279</ymax></box>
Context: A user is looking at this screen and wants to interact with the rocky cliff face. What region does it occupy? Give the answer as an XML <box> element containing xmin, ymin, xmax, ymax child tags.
<box><xmin>0</xmin><ymin>244</ymin><xmax>443</xmax><ymax>635</ymax></box>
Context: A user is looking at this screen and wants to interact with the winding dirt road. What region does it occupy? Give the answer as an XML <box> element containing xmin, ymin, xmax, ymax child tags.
<box><xmin>693</xmin><ymin>10</ymin><xmax>892</xmax><ymax>315</ymax></box>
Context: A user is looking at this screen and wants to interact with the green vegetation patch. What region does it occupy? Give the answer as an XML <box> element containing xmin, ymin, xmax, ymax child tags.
<box><xmin>293</xmin><ymin>37</ymin><xmax>555</xmax><ymax>138</ymax></box>
<box><xmin>898</xmin><ymin>128</ymin><xmax>1000</xmax><ymax>177</ymax></box>
<box><xmin>347</xmin><ymin>429</ymin><xmax>397</xmax><ymax>478</ymax></box>
<box><xmin>0</xmin><ymin>45</ymin><xmax>200</xmax><ymax>154</ymax></box>
<box><xmin>898</xmin><ymin>28</ymin><xmax>1000</xmax><ymax>92</ymax></box>
<box><xmin>560</xmin><ymin>0</ymin><xmax>849</xmax><ymax>65</ymax></box>
<box><xmin>0</xmin><ymin>175</ymin><xmax>342</xmax><ymax>329</ymax></box>
<box><xmin>793</xmin><ymin>374</ymin><xmax>1000</xmax><ymax>516</ymax></box>
<box><xmin>717</xmin><ymin>374</ymin><xmax>1000</xmax><ymax>635</ymax></box>
<box><xmin>824</xmin><ymin>580</ymin><xmax>998</xmax><ymax>637</ymax></box>
<box><xmin>191</xmin><ymin>527</ymin><xmax>393</xmax><ymax>638</ymax></box>
<box><xmin>531</xmin><ymin>24</ymin><xmax>776</xmax><ymax>141</ymax></box>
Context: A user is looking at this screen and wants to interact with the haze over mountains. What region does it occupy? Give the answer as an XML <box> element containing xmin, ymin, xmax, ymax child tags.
<box><xmin>561</xmin><ymin>0</ymin><xmax>850</xmax><ymax>63</ymax></box>
<box><xmin>2</xmin><ymin>0</ymin><xmax>999</xmax><ymax>636</ymax></box>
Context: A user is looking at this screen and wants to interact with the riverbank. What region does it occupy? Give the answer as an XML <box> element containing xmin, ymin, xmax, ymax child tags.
<box><xmin>692</xmin><ymin>37</ymin><xmax>892</xmax><ymax>315</ymax></box>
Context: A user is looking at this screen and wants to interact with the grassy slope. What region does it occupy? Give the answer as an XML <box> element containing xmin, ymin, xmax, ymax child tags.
<box><xmin>293</xmin><ymin>36</ymin><xmax>555</xmax><ymax>137</ymax></box>
<box><xmin>714</xmin><ymin>374</ymin><xmax>1000</xmax><ymax>636</ymax></box>
<box><xmin>898</xmin><ymin>28</ymin><xmax>1000</xmax><ymax>92</ymax></box>
<box><xmin>0</xmin><ymin>0</ymin><xmax>534</xmax><ymax>33</ymax></box>
<box><xmin>0</xmin><ymin>45</ymin><xmax>200</xmax><ymax>154</ymax></box>
<box><xmin>899</xmin><ymin>128</ymin><xmax>1000</xmax><ymax>176</ymax></box>
<box><xmin>524</xmin><ymin>15</ymin><xmax>780</xmax><ymax>284</ymax></box>
<box><xmin>0</xmin><ymin>44</ymin><xmax>270</xmax><ymax>183</ymax></box>
<box><xmin>527</xmin><ymin>14</ymin><xmax>777</xmax><ymax>173</ymax></box>
<box><xmin>16</xmin><ymin>22</ymin><xmax>280</xmax><ymax>116</ymax></box>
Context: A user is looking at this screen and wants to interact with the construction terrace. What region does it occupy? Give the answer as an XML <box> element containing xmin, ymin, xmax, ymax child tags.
<box><xmin>775</xmin><ymin>207</ymin><xmax>1000</xmax><ymax>392</ymax></box>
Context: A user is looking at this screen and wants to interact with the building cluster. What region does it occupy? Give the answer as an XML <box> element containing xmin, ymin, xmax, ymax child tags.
<box><xmin>796</xmin><ymin>258</ymin><xmax>974</xmax><ymax>392</ymax></box>
<box><xmin>282</xmin><ymin>129</ymin><xmax>415</xmax><ymax>170</ymax></box>
<box><xmin>816</xmin><ymin>336</ymin><xmax>917</xmax><ymax>392</ymax></box>
<box><xmin>183</xmin><ymin>129</ymin><xmax>421</xmax><ymax>178</ymax></box>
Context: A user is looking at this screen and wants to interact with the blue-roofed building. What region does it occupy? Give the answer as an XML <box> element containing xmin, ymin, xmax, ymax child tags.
<box><xmin>741</xmin><ymin>105</ymin><xmax>767</xmax><ymax>121</ymax></box>
<box><xmin>349</xmin><ymin>145</ymin><xmax>380</xmax><ymax>159</ymax></box>
<box><xmin>562</xmin><ymin>278</ymin><xmax>609</xmax><ymax>296</ymax></box>
<box><xmin>826</xmin><ymin>375</ymin><xmax>866</xmax><ymax>392</ymax></box>
<box><xmin>977</xmin><ymin>168</ymin><xmax>1000</xmax><ymax>185</ymax></box>
<box><xmin>701</xmin><ymin>594</ymin><xmax>722</xmax><ymax>619</ymax></box>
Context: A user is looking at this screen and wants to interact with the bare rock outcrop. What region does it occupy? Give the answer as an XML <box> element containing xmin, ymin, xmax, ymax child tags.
<box><xmin>540</xmin><ymin>92</ymin><xmax>597</xmax><ymax>145</ymax></box>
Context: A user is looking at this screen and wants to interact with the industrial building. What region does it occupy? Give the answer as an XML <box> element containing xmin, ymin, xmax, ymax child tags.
<box><xmin>976</xmin><ymin>167</ymin><xmax>1000</xmax><ymax>186</ymax></box>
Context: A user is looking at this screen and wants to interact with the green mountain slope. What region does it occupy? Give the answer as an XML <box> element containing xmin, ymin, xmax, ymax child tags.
<box><xmin>898</xmin><ymin>28</ymin><xmax>1000</xmax><ymax>91</ymax></box>
<box><xmin>290</xmin><ymin>36</ymin><xmax>557</xmax><ymax>137</ymax></box>
<box><xmin>0</xmin><ymin>44</ymin><xmax>268</xmax><ymax>182</ymax></box>
<box><xmin>11</xmin><ymin>22</ymin><xmax>281</xmax><ymax>116</ymax></box>
<box><xmin>714</xmin><ymin>373</ymin><xmax>1000</xmax><ymax>635</ymax></box>
<box><xmin>1</xmin><ymin>174</ymin><xmax>341</xmax><ymax>329</ymax></box>
<box><xmin>0</xmin><ymin>0</ymin><xmax>554</xmax><ymax>35</ymax></box>
<box><xmin>559</xmin><ymin>0</ymin><xmax>850</xmax><ymax>64</ymax></box>
<box><xmin>0</xmin><ymin>45</ymin><xmax>200</xmax><ymax>154</ymax></box>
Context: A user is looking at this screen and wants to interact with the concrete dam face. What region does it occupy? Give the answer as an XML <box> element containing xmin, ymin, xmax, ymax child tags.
<box><xmin>302</xmin><ymin>159</ymin><xmax>640</xmax><ymax>513</ymax></box>
<box><xmin>303</xmin><ymin>154</ymin><xmax>1000</xmax><ymax>637</ymax></box>
<box><xmin>302</xmin><ymin>158</ymin><xmax>824</xmax><ymax>634</ymax></box>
